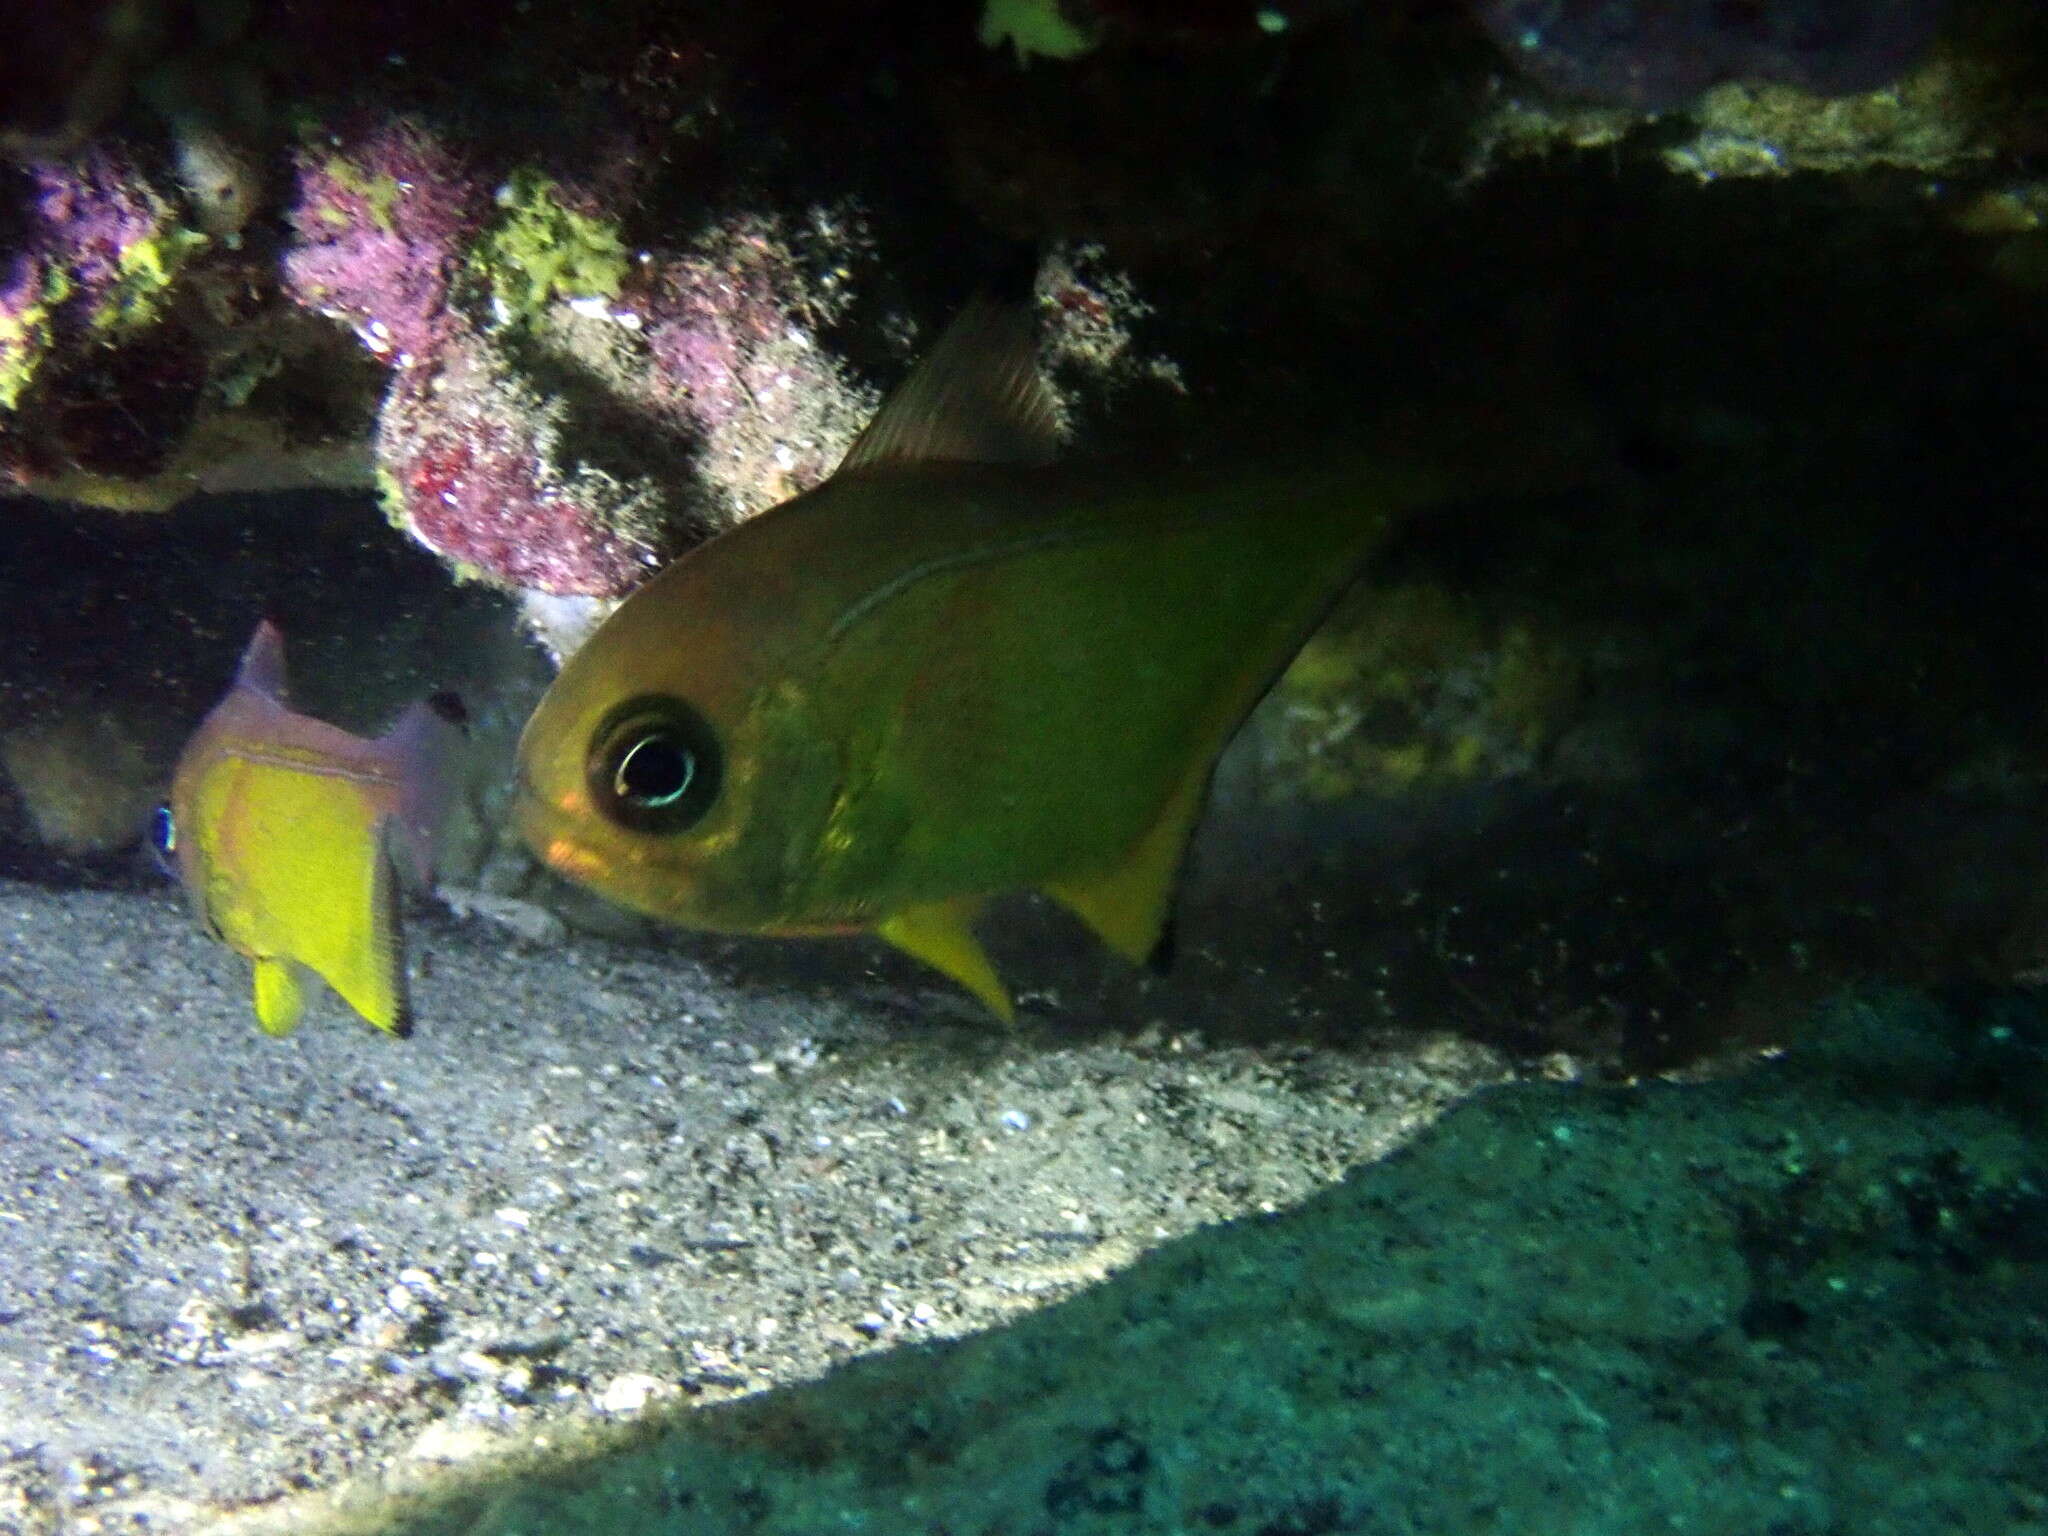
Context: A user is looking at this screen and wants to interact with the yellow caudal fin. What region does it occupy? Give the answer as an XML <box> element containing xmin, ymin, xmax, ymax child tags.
<box><xmin>1043</xmin><ymin>752</ymin><xmax>1209</xmax><ymax>968</ymax></box>
<box><xmin>318</xmin><ymin>830</ymin><xmax>409</xmax><ymax>1035</ymax></box>
<box><xmin>877</xmin><ymin>899</ymin><xmax>1015</xmax><ymax>1024</ymax></box>
<box><xmin>252</xmin><ymin>957</ymin><xmax>307</xmax><ymax>1036</ymax></box>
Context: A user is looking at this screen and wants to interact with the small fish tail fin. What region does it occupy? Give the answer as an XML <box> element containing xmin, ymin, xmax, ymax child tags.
<box><xmin>379</xmin><ymin>690</ymin><xmax>469</xmax><ymax>888</ymax></box>
<box><xmin>318</xmin><ymin>826</ymin><xmax>412</xmax><ymax>1036</ymax></box>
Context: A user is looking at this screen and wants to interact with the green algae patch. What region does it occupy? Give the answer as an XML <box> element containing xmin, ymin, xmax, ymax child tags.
<box><xmin>318</xmin><ymin>156</ymin><xmax>407</xmax><ymax>234</ymax></box>
<box><xmin>89</xmin><ymin>225</ymin><xmax>211</xmax><ymax>333</ymax></box>
<box><xmin>0</xmin><ymin>264</ymin><xmax>67</xmax><ymax>410</ymax></box>
<box><xmin>469</xmin><ymin>171</ymin><xmax>631</xmax><ymax>328</ymax></box>
<box><xmin>979</xmin><ymin>0</ymin><xmax>1099</xmax><ymax>64</ymax></box>
<box><xmin>3</xmin><ymin>215</ymin><xmax>207</xmax><ymax>409</ymax></box>
<box><xmin>1665</xmin><ymin>58</ymin><xmax>1998</xmax><ymax>180</ymax></box>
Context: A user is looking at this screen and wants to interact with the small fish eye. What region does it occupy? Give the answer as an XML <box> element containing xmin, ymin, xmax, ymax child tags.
<box><xmin>588</xmin><ymin>696</ymin><xmax>723</xmax><ymax>834</ymax></box>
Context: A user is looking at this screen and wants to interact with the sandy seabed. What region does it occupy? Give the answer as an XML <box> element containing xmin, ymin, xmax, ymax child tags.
<box><xmin>0</xmin><ymin>876</ymin><xmax>1499</xmax><ymax>1531</ymax></box>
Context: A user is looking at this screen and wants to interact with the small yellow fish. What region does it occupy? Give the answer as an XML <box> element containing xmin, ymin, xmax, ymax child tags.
<box><xmin>514</xmin><ymin>302</ymin><xmax>1444</xmax><ymax>1020</ymax></box>
<box><xmin>160</xmin><ymin>621</ymin><xmax>465</xmax><ymax>1036</ymax></box>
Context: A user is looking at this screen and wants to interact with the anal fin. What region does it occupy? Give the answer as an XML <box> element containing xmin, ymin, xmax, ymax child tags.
<box><xmin>877</xmin><ymin>899</ymin><xmax>1015</xmax><ymax>1025</ymax></box>
<box><xmin>1147</xmin><ymin>914</ymin><xmax>1178</xmax><ymax>976</ymax></box>
<box><xmin>1044</xmin><ymin>757</ymin><xmax>1208</xmax><ymax>969</ymax></box>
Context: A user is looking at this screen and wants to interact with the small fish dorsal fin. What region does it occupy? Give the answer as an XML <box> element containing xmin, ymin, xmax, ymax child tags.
<box><xmin>836</xmin><ymin>299</ymin><xmax>1063</xmax><ymax>474</ymax></box>
<box><xmin>237</xmin><ymin>620</ymin><xmax>290</xmax><ymax>702</ymax></box>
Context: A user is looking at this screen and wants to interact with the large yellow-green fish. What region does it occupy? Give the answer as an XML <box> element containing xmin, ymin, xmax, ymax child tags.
<box><xmin>160</xmin><ymin>621</ymin><xmax>465</xmax><ymax>1036</ymax></box>
<box><xmin>514</xmin><ymin>302</ymin><xmax>1444</xmax><ymax>1021</ymax></box>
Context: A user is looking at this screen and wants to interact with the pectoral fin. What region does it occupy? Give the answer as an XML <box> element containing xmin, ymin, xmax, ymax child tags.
<box><xmin>877</xmin><ymin>899</ymin><xmax>1015</xmax><ymax>1024</ymax></box>
<box><xmin>252</xmin><ymin>958</ymin><xmax>307</xmax><ymax>1036</ymax></box>
<box><xmin>1043</xmin><ymin>756</ymin><xmax>1208</xmax><ymax>969</ymax></box>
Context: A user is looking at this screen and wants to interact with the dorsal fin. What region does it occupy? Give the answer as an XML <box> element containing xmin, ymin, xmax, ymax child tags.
<box><xmin>836</xmin><ymin>299</ymin><xmax>1063</xmax><ymax>474</ymax></box>
<box><xmin>236</xmin><ymin>619</ymin><xmax>290</xmax><ymax>702</ymax></box>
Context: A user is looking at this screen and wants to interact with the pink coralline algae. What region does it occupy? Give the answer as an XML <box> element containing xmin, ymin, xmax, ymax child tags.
<box><xmin>281</xmin><ymin>122</ymin><xmax>487</xmax><ymax>367</ymax></box>
<box><xmin>369</xmin><ymin>206</ymin><xmax>874</xmax><ymax>598</ymax></box>
<box><xmin>22</xmin><ymin>149</ymin><xmax>169</xmax><ymax>305</ymax></box>
<box><xmin>1473</xmin><ymin>0</ymin><xmax>1951</xmax><ymax>112</ymax></box>
<box><xmin>367</xmin><ymin>232</ymin><xmax>875</xmax><ymax>596</ymax></box>
<box><xmin>376</xmin><ymin>334</ymin><xmax>667</xmax><ymax>597</ymax></box>
<box><xmin>1</xmin><ymin>147</ymin><xmax>192</xmax><ymax>410</ymax></box>
<box><xmin>281</xmin><ymin>121</ymin><xmax>670</xmax><ymax>597</ymax></box>
<box><xmin>636</xmin><ymin>215</ymin><xmax>875</xmax><ymax>514</ymax></box>
<box><xmin>266</xmin><ymin>111</ymin><xmax>875</xmax><ymax>599</ymax></box>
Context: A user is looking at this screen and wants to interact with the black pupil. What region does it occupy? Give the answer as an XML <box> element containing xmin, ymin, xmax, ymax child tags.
<box><xmin>615</xmin><ymin>735</ymin><xmax>694</xmax><ymax>806</ymax></box>
<box><xmin>588</xmin><ymin>696</ymin><xmax>722</xmax><ymax>834</ymax></box>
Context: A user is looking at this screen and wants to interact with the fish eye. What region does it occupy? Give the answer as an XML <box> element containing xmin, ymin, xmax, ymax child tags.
<box><xmin>147</xmin><ymin>804</ymin><xmax>178</xmax><ymax>880</ymax></box>
<box><xmin>587</xmin><ymin>695</ymin><xmax>723</xmax><ymax>834</ymax></box>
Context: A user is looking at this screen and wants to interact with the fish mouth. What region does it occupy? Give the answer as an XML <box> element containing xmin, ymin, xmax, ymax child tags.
<box><xmin>513</xmin><ymin>771</ymin><xmax>701</xmax><ymax>932</ymax></box>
